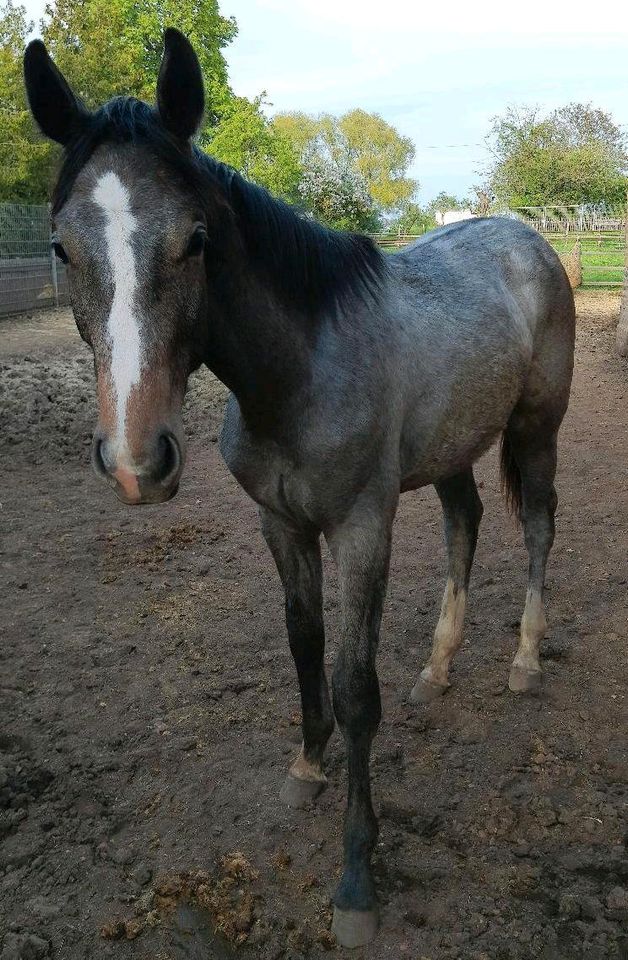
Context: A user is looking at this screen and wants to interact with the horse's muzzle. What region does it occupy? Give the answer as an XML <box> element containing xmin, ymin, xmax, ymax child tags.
<box><xmin>91</xmin><ymin>429</ymin><xmax>183</xmax><ymax>505</ymax></box>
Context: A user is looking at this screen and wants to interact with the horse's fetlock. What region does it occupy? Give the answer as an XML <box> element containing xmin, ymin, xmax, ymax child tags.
<box><xmin>333</xmin><ymin>865</ymin><xmax>377</xmax><ymax>912</ymax></box>
<box><xmin>304</xmin><ymin>713</ymin><xmax>335</xmax><ymax>754</ymax></box>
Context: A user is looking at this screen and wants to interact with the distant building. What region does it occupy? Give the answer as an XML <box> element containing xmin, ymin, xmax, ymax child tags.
<box><xmin>434</xmin><ymin>209</ymin><xmax>476</xmax><ymax>226</ymax></box>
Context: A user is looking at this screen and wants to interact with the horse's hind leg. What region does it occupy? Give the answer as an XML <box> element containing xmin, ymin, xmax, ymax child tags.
<box><xmin>504</xmin><ymin>428</ymin><xmax>559</xmax><ymax>694</ymax></box>
<box><xmin>411</xmin><ymin>469</ymin><xmax>483</xmax><ymax>703</ymax></box>
<box><xmin>260</xmin><ymin>508</ymin><xmax>334</xmax><ymax>807</ymax></box>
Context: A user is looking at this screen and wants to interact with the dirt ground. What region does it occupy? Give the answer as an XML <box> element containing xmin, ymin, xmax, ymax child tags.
<box><xmin>0</xmin><ymin>291</ymin><xmax>626</xmax><ymax>960</ymax></box>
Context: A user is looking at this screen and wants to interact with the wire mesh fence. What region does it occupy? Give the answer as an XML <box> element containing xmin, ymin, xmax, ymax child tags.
<box><xmin>505</xmin><ymin>204</ymin><xmax>627</xmax><ymax>286</ymax></box>
<box><xmin>0</xmin><ymin>203</ymin><xmax>69</xmax><ymax>316</ymax></box>
<box><xmin>1</xmin><ymin>200</ymin><xmax>627</xmax><ymax>316</ymax></box>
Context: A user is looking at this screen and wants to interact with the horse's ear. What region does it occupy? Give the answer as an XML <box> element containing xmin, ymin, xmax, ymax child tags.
<box><xmin>157</xmin><ymin>28</ymin><xmax>205</xmax><ymax>140</ymax></box>
<box><xmin>24</xmin><ymin>39</ymin><xmax>86</xmax><ymax>146</ymax></box>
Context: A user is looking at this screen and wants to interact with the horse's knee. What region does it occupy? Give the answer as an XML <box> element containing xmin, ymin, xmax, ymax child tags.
<box><xmin>332</xmin><ymin>658</ymin><xmax>381</xmax><ymax>738</ymax></box>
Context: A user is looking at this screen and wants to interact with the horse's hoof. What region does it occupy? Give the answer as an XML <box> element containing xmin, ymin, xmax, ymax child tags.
<box><xmin>331</xmin><ymin>906</ymin><xmax>379</xmax><ymax>948</ymax></box>
<box><xmin>279</xmin><ymin>774</ymin><xmax>325</xmax><ymax>808</ymax></box>
<box><xmin>509</xmin><ymin>665</ymin><xmax>543</xmax><ymax>694</ymax></box>
<box><xmin>410</xmin><ymin>676</ymin><xmax>448</xmax><ymax>704</ymax></box>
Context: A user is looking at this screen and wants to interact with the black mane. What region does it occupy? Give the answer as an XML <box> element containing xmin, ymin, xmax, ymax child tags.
<box><xmin>52</xmin><ymin>97</ymin><xmax>387</xmax><ymax>317</ymax></box>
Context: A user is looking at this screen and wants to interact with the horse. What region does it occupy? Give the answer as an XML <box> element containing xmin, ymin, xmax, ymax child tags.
<box><xmin>24</xmin><ymin>30</ymin><xmax>575</xmax><ymax>948</ymax></box>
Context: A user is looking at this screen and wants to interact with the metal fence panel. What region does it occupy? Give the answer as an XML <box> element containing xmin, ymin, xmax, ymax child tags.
<box><xmin>511</xmin><ymin>204</ymin><xmax>627</xmax><ymax>233</ymax></box>
<box><xmin>540</xmin><ymin>232</ymin><xmax>625</xmax><ymax>288</ymax></box>
<box><xmin>0</xmin><ymin>203</ymin><xmax>69</xmax><ymax>316</ymax></box>
<box><xmin>2</xmin><ymin>201</ymin><xmax>627</xmax><ymax>314</ymax></box>
<box><xmin>0</xmin><ymin>255</ymin><xmax>69</xmax><ymax>314</ymax></box>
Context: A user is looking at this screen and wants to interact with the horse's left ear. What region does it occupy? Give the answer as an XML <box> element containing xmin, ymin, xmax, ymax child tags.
<box><xmin>157</xmin><ymin>29</ymin><xmax>205</xmax><ymax>140</ymax></box>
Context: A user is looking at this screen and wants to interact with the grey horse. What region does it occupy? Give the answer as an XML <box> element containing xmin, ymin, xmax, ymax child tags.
<box><xmin>24</xmin><ymin>29</ymin><xmax>575</xmax><ymax>948</ymax></box>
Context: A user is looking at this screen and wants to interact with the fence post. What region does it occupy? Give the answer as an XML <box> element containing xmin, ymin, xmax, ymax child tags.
<box><xmin>617</xmin><ymin>190</ymin><xmax>628</xmax><ymax>356</ymax></box>
<box><xmin>48</xmin><ymin>204</ymin><xmax>59</xmax><ymax>309</ymax></box>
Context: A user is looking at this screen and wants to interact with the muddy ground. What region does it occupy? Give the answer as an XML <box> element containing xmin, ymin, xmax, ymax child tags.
<box><xmin>0</xmin><ymin>292</ymin><xmax>627</xmax><ymax>960</ymax></box>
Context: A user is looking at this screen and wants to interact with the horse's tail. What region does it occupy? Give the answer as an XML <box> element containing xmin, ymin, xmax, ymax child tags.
<box><xmin>499</xmin><ymin>431</ymin><xmax>522</xmax><ymax>523</ymax></box>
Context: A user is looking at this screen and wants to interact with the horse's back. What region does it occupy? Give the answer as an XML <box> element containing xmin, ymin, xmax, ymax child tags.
<box><xmin>393</xmin><ymin>217</ymin><xmax>570</xmax><ymax>318</ymax></box>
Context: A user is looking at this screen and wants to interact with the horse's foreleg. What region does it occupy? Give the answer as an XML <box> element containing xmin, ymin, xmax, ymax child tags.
<box><xmin>506</xmin><ymin>431</ymin><xmax>558</xmax><ymax>694</ymax></box>
<box><xmin>412</xmin><ymin>469</ymin><xmax>483</xmax><ymax>703</ymax></box>
<box><xmin>326</xmin><ymin>497</ymin><xmax>396</xmax><ymax>948</ymax></box>
<box><xmin>260</xmin><ymin>508</ymin><xmax>334</xmax><ymax>807</ymax></box>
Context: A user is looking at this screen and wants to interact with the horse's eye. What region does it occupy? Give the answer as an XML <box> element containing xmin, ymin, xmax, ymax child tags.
<box><xmin>52</xmin><ymin>241</ymin><xmax>69</xmax><ymax>264</ymax></box>
<box><xmin>185</xmin><ymin>226</ymin><xmax>206</xmax><ymax>259</ymax></box>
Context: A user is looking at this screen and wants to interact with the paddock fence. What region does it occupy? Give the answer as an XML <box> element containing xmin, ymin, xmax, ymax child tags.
<box><xmin>373</xmin><ymin>203</ymin><xmax>628</xmax><ymax>289</ymax></box>
<box><xmin>513</xmin><ymin>204</ymin><xmax>626</xmax><ymax>288</ymax></box>
<box><xmin>0</xmin><ymin>203</ymin><xmax>69</xmax><ymax>316</ymax></box>
<box><xmin>0</xmin><ymin>200</ymin><xmax>627</xmax><ymax>317</ymax></box>
<box><xmin>512</xmin><ymin>203</ymin><xmax>627</xmax><ymax>234</ymax></box>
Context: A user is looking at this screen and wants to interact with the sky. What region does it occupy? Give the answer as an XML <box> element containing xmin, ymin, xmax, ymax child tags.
<box><xmin>21</xmin><ymin>0</ymin><xmax>628</xmax><ymax>203</ymax></box>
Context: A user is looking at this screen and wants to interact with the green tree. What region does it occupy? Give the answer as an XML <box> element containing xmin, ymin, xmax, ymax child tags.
<box><xmin>426</xmin><ymin>191</ymin><xmax>469</xmax><ymax>216</ymax></box>
<box><xmin>271</xmin><ymin>111</ymin><xmax>318</xmax><ymax>159</ymax></box>
<box><xmin>338</xmin><ymin>109</ymin><xmax>416</xmax><ymax>210</ymax></box>
<box><xmin>386</xmin><ymin>202</ymin><xmax>435</xmax><ymax>235</ymax></box>
<box><xmin>296</xmin><ymin>156</ymin><xmax>378</xmax><ymax>232</ymax></box>
<box><xmin>207</xmin><ymin>96</ymin><xmax>302</xmax><ymax>201</ymax></box>
<box><xmin>275</xmin><ymin>109</ymin><xmax>417</xmax><ymax>218</ymax></box>
<box><xmin>0</xmin><ymin>1</ymin><xmax>53</xmax><ymax>201</ymax></box>
<box><xmin>486</xmin><ymin>104</ymin><xmax>628</xmax><ymax>207</ymax></box>
<box><xmin>41</xmin><ymin>0</ymin><xmax>237</xmax><ymax>121</ymax></box>
<box><xmin>0</xmin><ymin>0</ymin><xmax>299</xmax><ymax>202</ymax></box>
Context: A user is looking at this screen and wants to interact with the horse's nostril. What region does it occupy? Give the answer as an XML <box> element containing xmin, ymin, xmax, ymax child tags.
<box><xmin>91</xmin><ymin>436</ymin><xmax>109</xmax><ymax>479</ymax></box>
<box><xmin>155</xmin><ymin>431</ymin><xmax>181</xmax><ymax>486</ymax></box>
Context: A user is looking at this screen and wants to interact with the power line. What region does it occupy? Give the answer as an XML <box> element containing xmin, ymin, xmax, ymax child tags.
<box><xmin>416</xmin><ymin>142</ymin><xmax>489</xmax><ymax>150</ymax></box>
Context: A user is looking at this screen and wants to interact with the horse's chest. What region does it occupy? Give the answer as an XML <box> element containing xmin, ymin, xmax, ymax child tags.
<box><xmin>220</xmin><ymin>409</ymin><xmax>313</xmax><ymax>524</ymax></box>
<box><xmin>219</xmin><ymin>393</ymin><xmax>385</xmax><ymax>527</ymax></box>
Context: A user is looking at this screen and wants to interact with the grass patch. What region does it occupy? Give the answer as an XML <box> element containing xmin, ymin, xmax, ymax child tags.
<box><xmin>546</xmin><ymin>235</ymin><xmax>624</xmax><ymax>287</ymax></box>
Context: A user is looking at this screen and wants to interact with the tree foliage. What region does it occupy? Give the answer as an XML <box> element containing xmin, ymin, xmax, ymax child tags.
<box><xmin>337</xmin><ymin>109</ymin><xmax>416</xmax><ymax>210</ymax></box>
<box><xmin>426</xmin><ymin>191</ymin><xmax>469</xmax><ymax>216</ymax></box>
<box><xmin>385</xmin><ymin>202</ymin><xmax>435</xmax><ymax>235</ymax></box>
<box><xmin>2</xmin><ymin>0</ymin><xmax>414</xmax><ymax>225</ymax></box>
<box><xmin>0</xmin><ymin>0</ymin><xmax>299</xmax><ymax>202</ymax></box>
<box><xmin>207</xmin><ymin>96</ymin><xmax>301</xmax><ymax>202</ymax></box>
<box><xmin>274</xmin><ymin>109</ymin><xmax>417</xmax><ymax>219</ymax></box>
<box><xmin>297</xmin><ymin>157</ymin><xmax>377</xmax><ymax>232</ymax></box>
<box><xmin>0</xmin><ymin>1</ymin><xmax>53</xmax><ymax>201</ymax></box>
<box><xmin>486</xmin><ymin>104</ymin><xmax>628</xmax><ymax>207</ymax></box>
<box><xmin>41</xmin><ymin>0</ymin><xmax>237</xmax><ymax>123</ymax></box>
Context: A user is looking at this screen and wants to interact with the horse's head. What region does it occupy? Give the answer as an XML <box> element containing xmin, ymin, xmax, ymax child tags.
<box><xmin>24</xmin><ymin>30</ymin><xmax>216</xmax><ymax>504</ymax></box>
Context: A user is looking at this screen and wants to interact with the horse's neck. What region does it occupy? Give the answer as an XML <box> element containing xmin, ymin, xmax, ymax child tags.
<box><xmin>200</xmin><ymin>171</ymin><xmax>381</xmax><ymax>433</ymax></box>
<box><xmin>205</xmin><ymin>268</ymin><xmax>314</xmax><ymax>434</ymax></box>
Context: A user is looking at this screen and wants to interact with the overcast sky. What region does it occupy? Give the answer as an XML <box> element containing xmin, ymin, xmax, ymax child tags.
<box><xmin>22</xmin><ymin>0</ymin><xmax>628</xmax><ymax>202</ymax></box>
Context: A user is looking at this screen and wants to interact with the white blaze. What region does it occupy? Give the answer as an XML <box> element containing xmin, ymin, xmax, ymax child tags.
<box><xmin>93</xmin><ymin>171</ymin><xmax>141</xmax><ymax>461</ymax></box>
